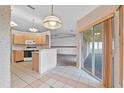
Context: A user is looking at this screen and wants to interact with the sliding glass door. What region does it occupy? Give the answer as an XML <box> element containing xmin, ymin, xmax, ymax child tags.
<box><xmin>81</xmin><ymin>28</ymin><xmax>93</xmax><ymax>73</ymax></box>
<box><xmin>81</xmin><ymin>23</ymin><xmax>103</xmax><ymax>80</ymax></box>
<box><xmin>94</xmin><ymin>24</ymin><xmax>103</xmax><ymax>79</ymax></box>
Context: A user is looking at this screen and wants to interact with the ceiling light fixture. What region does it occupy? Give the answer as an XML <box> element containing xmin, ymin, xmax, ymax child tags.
<box><xmin>42</xmin><ymin>5</ymin><xmax>62</xmax><ymax>30</ymax></box>
<box><xmin>29</xmin><ymin>18</ymin><xmax>38</xmax><ymax>32</ymax></box>
<box><xmin>10</xmin><ymin>21</ymin><xmax>18</xmax><ymax>27</ymax></box>
<box><xmin>29</xmin><ymin>27</ymin><xmax>38</xmax><ymax>32</ymax></box>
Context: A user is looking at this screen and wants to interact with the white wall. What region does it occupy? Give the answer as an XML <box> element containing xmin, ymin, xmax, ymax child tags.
<box><xmin>51</xmin><ymin>36</ymin><xmax>76</xmax><ymax>46</ymax></box>
<box><xmin>51</xmin><ymin>36</ymin><xmax>76</xmax><ymax>55</ymax></box>
<box><xmin>0</xmin><ymin>6</ymin><xmax>11</xmax><ymax>88</ymax></box>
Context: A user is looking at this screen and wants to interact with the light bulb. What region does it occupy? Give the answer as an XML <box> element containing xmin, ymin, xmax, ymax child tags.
<box><xmin>29</xmin><ymin>27</ymin><xmax>38</xmax><ymax>32</ymax></box>
<box><xmin>10</xmin><ymin>21</ymin><xmax>18</xmax><ymax>27</ymax></box>
<box><xmin>49</xmin><ymin>21</ymin><xmax>57</xmax><ymax>26</ymax></box>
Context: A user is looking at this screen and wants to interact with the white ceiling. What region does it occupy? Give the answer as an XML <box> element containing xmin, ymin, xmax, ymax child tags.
<box><xmin>11</xmin><ymin>5</ymin><xmax>99</xmax><ymax>35</ymax></box>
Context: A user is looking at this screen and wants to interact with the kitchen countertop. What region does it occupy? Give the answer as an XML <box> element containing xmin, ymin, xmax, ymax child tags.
<box><xmin>13</xmin><ymin>49</ymin><xmax>39</xmax><ymax>51</ymax></box>
<box><xmin>32</xmin><ymin>51</ymin><xmax>39</xmax><ymax>53</ymax></box>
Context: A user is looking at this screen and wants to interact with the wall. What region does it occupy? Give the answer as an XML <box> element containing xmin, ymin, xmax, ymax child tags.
<box><xmin>0</xmin><ymin>6</ymin><xmax>11</xmax><ymax>88</ymax></box>
<box><xmin>51</xmin><ymin>36</ymin><xmax>76</xmax><ymax>55</ymax></box>
<box><xmin>51</xmin><ymin>36</ymin><xmax>76</xmax><ymax>46</ymax></box>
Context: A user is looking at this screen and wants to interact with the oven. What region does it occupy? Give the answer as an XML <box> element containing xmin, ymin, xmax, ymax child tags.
<box><xmin>24</xmin><ymin>50</ymin><xmax>32</xmax><ymax>61</ymax></box>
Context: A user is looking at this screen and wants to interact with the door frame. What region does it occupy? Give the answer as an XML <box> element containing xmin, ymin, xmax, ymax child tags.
<box><xmin>118</xmin><ymin>5</ymin><xmax>123</xmax><ymax>87</ymax></box>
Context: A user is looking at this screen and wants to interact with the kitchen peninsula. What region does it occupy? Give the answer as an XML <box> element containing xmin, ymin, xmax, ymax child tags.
<box><xmin>32</xmin><ymin>49</ymin><xmax>57</xmax><ymax>73</ymax></box>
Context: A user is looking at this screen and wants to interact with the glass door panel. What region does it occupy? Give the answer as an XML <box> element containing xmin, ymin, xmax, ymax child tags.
<box><xmin>81</xmin><ymin>28</ymin><xmax>93</xmax><ymax>73</ymax></box>
<box><xmin>94</xmin><ymin>24</ymin><xmax>103</xmax><ymax>79</ymax></box>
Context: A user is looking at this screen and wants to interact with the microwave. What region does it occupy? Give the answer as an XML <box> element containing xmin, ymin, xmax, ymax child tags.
<box><xmin>25</xmin><ymin>40</ymin><xmax>35</xmax><ymax>44</ymax></box>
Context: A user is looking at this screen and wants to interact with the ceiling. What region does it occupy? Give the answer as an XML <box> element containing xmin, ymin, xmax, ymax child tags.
<box><xmin>11</xmin><ymin>5</ymin><xmax>99</xmax><ymax>36</ymax></box>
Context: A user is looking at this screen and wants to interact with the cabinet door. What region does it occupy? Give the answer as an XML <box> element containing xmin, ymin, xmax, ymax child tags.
<box><xmin>16</xmin><ymin>51</ymin><xmax>24</xmax><ymax>61</ymax></box>
<box><xmin>13</xmin><ymin>50</ymin><xmax>24</xmax><ymax>62</ymax></box>
<box><xmin>24</xmin><ymin>34</ymin><xmax>34</xmax><ymax>40</ymax></box>
<box><xmin>13</xmin><ymin>34</ymin><xmax>24</xmax><ymax>44</ymax></box>
<box><xmin>41</xmin><ymin>35</ymin><xmax>46</xmax><ymax>44</ymax></box>
<box><xmin>35</xmin><ymin>35</ymin><xmax>46</xmax><ymax>44</ymax></box>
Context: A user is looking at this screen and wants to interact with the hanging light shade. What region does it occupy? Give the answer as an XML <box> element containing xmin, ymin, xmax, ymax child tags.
<box><xmin>43</xmin><ymin>5</ymin><xmax>62</xmax><ymax>29</ymax></box>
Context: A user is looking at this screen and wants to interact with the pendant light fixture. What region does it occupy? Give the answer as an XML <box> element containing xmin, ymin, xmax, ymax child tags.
<box><xmin>43</xmin><ymin>5</ymin><xmax>62</xmax><ymax>29</ymax></box>
<box><xmin>29</xmin><ymin>18</ymin><xmax>38</xmax><ymax>32</ymax></box>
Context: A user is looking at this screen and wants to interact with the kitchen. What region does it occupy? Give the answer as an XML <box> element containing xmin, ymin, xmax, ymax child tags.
<box><xmin>12</xmin><ymin>29</ymin><xmax>58</xmax><ymax>73</ymax></box>
<box><xmin>11</xmin><ymin>5</ymin><xmax>77</xmax><ymax>75</ymax></box>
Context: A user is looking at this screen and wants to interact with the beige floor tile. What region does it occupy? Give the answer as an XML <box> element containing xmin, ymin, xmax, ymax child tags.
<box><xmin>29</xmin><ymin>72</ymin><xmax>42</xmax><ymax>79</ymax></box>
<box><xmin>66</xmin><ymin>79</ymin><xmax>78</xmax><ymax>87</ymax></box>
<box><xmin>52</xmin><ymin>81</ymin><xmax>65</xmax><ymax>88</ymax></box>
<box><xmin>64</xmin><ymin>85</ymin><xmax>73</xmax><ymax>88</ymax></box>
<box><xmin>76</xmin><ymin>82</ymin><xmax>89</xmax><ymax>88</ymax></box>
<box><xmin>17</xmin><ymin>72</ymin><xmax>29</xmax><ymax>78</ymax></box>
<box><xmin>38</xmin><ymin>83</ymin><xmax>51</xmax><ymax>88</ymax></box>
<box><xmin>12</xmin><ymin>79</ymin><xmax>28</xmax><ymax>88</ymax></box>
<box><xmin>39</xmin><ymin>75</ymin><xmax>50</xmax><ymax>82</ymax></box>
<box><xmin>24</xmin><ymin>85</ymin><xmax>32</xmax><ymax>88</ymax></box>
<box><xmin>30</xmin><ymin>79</ymin><xmax>44</xmax><ymax>88</ymax></box>
<box><xmin>45</xmin><ymin>79</ymin><xmax>57</xmax><ymax>86</ymax></box>
<box><xmin>21</xmin><ymin>75</ymin><xmax>37</xmax><ymax>84</ymax></box>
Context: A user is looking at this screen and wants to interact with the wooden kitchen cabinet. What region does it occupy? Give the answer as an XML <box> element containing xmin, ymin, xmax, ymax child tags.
<box><xmin>13</xmin><ymin>34</ymin><xmax>25</xmax><ymax>44</ymax></box>
<box><xmin>24</xmin><ymin>34</ymin><xmax>34</xmax><ymax>40</ymax></box>
<box><xmin>35</xmin><ymin>35</ymin><xmax>46</xmax><ymax>44</ymax></box>
<box><xmin>13</xmin><ymin>33</ymin><xmax>49</xmax><ymax>45</ymax></box>
<box><xmin>32</xmin><ymin>52</ymin><xmax>39</xmax><ymax>72</ymax></box>
<box><xmin>13</xmin><ymin>50</ymin><xmax>24</xmax><ymax>63</ymax></box>
<box><xmin>41</xmin><ymin>35</ymin><xmax>46</xmax><ymax>44</ymax></box>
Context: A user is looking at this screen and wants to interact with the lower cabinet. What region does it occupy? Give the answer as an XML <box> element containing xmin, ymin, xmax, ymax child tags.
<box><xmin>13</xmin><ymin>50</ymin><xmax>24</xmax><ymax>63</ymax></box>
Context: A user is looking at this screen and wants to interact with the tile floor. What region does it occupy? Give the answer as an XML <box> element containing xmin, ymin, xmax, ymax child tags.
<box><xmin>11</xmin><ymin>62</ymin><xmax>103</xmax><ymax>88</ymax></box>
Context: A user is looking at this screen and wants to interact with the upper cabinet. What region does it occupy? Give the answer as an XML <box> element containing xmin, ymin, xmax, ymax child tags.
<box><xmin>13</xmin><ymin>34</ymin><xmax>25</xmax><ymax>44</ymax></box>
<box><xmin>24</xmin><ymin>34</ymin><xmax>35</xmax><ymax>41</ymax></box>
<box><xmin>34</xmin><ymin>35</ymin><xmax>47</xmax><ymax>45</ymax></box>
<box><xmin>13</xmin><ymin>34</ymin><xmax>49</xmax><ymax>45</ymax></box>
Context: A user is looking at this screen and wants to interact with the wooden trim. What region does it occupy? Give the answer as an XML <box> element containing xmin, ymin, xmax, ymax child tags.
<box><xmin>103</xmin><ymin>18</ymin><xmax>112</xmax><ymax>88</ymax></box>
<box><xmin>78</xmin><ymin>13</ymin><xmax>115</xmax><ymax>33</ymax></box>
<box><xmin>119</xmin><ymin>5</ymin><xmax>123</xmax><ymax>87</ymax></box>
<box><xmin>116</xmin><ymin>5</ymin><xmax>121</xmax><ymax>11</ymax></box>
